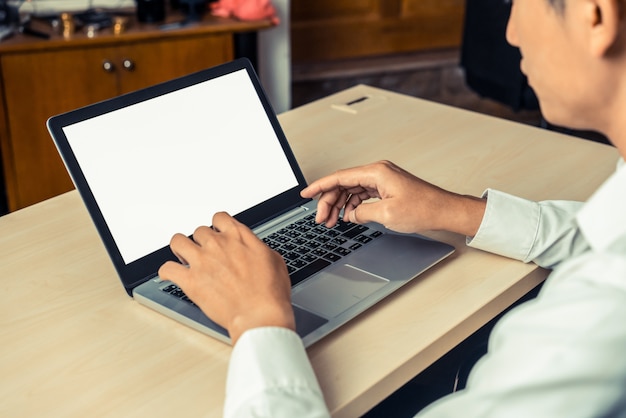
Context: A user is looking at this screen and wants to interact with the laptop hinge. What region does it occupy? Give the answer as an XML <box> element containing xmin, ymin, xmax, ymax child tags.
<box><xmin>253</xmin><ymin>205</ymin><xmax>310</xmax><ymax>235</ymax></box>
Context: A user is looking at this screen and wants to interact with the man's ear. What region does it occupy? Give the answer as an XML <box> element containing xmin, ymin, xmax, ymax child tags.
<box><xmin>586</xmin><ymin>0</ymin><xmax>622</xmax><ymax>57</ymax></box>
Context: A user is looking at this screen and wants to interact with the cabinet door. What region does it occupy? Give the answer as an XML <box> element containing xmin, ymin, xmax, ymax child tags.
<box><xmin>1</xmin><ymin>34</ymin><xmax>233</xmax><ymax>211</ymax></box>
<box><xmin>116</xmin><ymin>34</ymin><xmax>234</xmax><ymax>94</ymax></box>
<box><xmin>291</xmin><ymin>0</ymin><xmax>465</xmax><ymax>62</ymax></box>
<box><xmin>1</xmin><ymin>47</ymin><xmax>120</xmax><ymax>210</ymax></box>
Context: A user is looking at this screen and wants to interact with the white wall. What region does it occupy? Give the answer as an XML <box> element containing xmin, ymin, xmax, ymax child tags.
<box><xmin>258</xmin><ymin>0</ymin><xmax>291</xmax><ymax>114</ymax></box>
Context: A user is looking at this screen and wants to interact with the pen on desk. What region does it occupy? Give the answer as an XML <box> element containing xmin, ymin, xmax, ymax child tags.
<box><xmin>346</xmin><ymin>96</ymin><xmax>369</xmax><ymax>106</ymax></box>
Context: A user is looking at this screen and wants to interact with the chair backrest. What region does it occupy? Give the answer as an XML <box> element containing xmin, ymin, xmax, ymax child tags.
<box><xmin>460</xmin><ymin>0</ymin><xmax>539</xmax><ymax>111</ymax></box>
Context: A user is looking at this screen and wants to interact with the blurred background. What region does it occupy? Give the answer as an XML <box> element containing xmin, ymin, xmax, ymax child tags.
<box><xmin>0</xmin><ymin>0</ymin><xmax>609</xmax><ymax>216</ymax></box>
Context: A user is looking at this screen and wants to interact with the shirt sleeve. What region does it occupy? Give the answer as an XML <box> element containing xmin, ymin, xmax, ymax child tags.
<box><xmin>417</xmin><ymin>250</ymin><xmax>626</xmax><ymax>417</ymax></box>
<box><xmin>224</xmin><ymin>327</ymin><xmax>330</xmax><ymax>418</ymax></box>
<box><xmin>467</xmin><ymin>189</ymin><xmax>588</xmax><ymax>268</ymax></box>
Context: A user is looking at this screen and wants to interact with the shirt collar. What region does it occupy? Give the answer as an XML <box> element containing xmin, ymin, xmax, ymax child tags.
<box><xmin>576</xmin><ymin>160</ymin><xmax>626</xmax><ymax>253</ymax></box>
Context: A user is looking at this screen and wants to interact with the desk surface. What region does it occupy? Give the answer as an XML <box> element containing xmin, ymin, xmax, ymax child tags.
<box><xmin>0</xmin><ymin>85</ymin><xmax>619</xmax><ymax>417</ymax></box>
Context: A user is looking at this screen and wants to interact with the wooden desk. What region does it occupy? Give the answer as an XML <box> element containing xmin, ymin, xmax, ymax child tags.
<box><xmin>0</xmin><ymin>86</ymin><xmax>619</xmax><ymax>417</ymax></box>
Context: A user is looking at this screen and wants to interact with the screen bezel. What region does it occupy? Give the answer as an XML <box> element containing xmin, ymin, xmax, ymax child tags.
<box><xmin>47</xmin><ymin>58</ymin><xmax>309</xmax><ymax>295</ymax></box>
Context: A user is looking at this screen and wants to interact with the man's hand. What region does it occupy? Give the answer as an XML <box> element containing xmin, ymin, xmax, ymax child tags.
<box><xmin>158</xmin><ymin>212</ymin><xmax>295</xmax><ymax>345</ymax></box>
<box><xmin>301</xmin><ymin>160</ymin><xmax>486</xmax><ymax>237</ymax></box>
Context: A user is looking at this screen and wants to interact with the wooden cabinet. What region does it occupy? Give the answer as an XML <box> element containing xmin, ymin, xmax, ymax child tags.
<box><xmin>0</xmin><ymin>16</ymin><xmax>270</xmax><ymax>211</ymax></box>
<box><xmin>290</xmin><ymin>0</ymin><xmax>465</xmax><ymax>62</ymax></box>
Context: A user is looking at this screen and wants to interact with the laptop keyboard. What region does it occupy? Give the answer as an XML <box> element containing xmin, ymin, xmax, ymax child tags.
<box><xmin>262</xmin><ymin>214</ymin><xmax>382</xmax><ymax>286</ymax></box>
<box><xmin>161</xmin><ymin>213</ymin><xmax>383</xmax><ymax>303</ymax></box>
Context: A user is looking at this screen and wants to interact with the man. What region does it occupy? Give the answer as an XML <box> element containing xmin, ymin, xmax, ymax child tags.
<box><xmin>159</xmin><ymin>0</ymin><xmax>626</xmax><ymax>416</ymax></box>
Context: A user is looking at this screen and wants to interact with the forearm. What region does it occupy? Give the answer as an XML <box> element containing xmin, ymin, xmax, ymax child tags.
<box><xmin>468</xmin><ymin>190</ymin><xmax>587</xmax><ymax>268</ymax></box>
<box><xmin>225</xmin><ymin>327</ymin><xmax>330</xmax><ymax>418</ymax></box>
<box><xmin>438</xmin><ymin>191</ymin><xmax>487</xmax><ymax>237</ymax></box>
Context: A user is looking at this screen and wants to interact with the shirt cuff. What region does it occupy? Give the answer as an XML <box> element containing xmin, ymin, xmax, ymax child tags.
<box><xmin>224</xmin><ymin>327</ymin><xmax>324</xmax><ymax>416</ymax></box>
<box><xmin>467</xmin><ymin>189</ymin><xmax>540</xmax><ymax>262</ymax></box>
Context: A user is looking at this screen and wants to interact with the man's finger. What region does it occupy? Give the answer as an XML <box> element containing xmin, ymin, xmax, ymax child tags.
<box><xmin>192</xmin><ymin>225</ymin><xmax>216</xmax><ymax>245</ymax></box>
<box><xmin>314</xmin><ymin>189</ymin><xmax>347</xmax><ymax>225</ymax></box>
<box><xmin>301</xmin><ymin>166</ymin><xmax>378</xmax><ymax>198</ymax></box>
<box><xmin>158</xmin><ymin>260</ymin><xmax>191</xmax><ymax>284</ymax></box>
<box><xmin>345</xmin><ymin>200</ymin><xmax>378</xmax><ymax>225</ymax></box>
<box><xmin>170</xmin><ymin>233</ymin><xmax>201</xmax><ymax>263</ymax></box>
<box><xmin>212</xmin><ymin>211</ymin><xmax>239</xmax><ymax>232</ymax></box>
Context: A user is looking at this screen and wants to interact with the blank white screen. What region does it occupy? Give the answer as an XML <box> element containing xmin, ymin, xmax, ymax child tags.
<box><xmin>63</xmin><ymin>69</ymin><xmax>298</xmax><ymax>264</ymax></box>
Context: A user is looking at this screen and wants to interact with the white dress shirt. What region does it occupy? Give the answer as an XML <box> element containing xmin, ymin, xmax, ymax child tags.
<box><xmin>224</xmin><ymin>162</ymin><xmax>626</xmax><ymax>418</ymax></box>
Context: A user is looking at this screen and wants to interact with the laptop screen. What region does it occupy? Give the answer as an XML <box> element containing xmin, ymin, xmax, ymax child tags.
<box><xmin>59</xmin><ymin>66</ymin><xmax>299</xmax><ymax>265</ymax></box>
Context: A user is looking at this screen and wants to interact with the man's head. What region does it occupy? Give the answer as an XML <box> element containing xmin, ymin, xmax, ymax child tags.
<box><xmin>506</xmin><ymin>0</ymin><xmax>625</xmax><ymax>147</ymax></box>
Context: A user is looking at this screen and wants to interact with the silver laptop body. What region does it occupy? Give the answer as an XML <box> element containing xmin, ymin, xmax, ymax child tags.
<box><xmin>47</xmin><ymin>58</ymin><xmax>454</xmax><ymax>347</ymax></box>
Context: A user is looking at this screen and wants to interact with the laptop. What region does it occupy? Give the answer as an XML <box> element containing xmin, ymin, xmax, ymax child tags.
<box><xmin>47</xmin><ymin>58</ymin><xmax>454</xmax><ymax>347</ymax></box>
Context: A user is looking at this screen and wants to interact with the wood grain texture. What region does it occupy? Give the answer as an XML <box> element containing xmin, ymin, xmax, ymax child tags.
<box><xmin>291</xmin><ymin>0</ymin><xmax>465</xmax><ymax>62</ymax></box>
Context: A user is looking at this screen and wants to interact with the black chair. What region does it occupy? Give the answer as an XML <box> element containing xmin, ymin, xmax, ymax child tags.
<box><xmin>461</xmin><ymin>0</ymin><xmax>609</xmax><ymax>144</ymax></box>
<box><xmin>461</xmin><ymin>0</ymin><xmax>539</xmax><ymax>112</ymax></box>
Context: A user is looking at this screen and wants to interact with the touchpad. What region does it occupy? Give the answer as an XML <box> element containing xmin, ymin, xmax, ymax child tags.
<box><xmin>292</xmin><ymin>264</ymin><xmax>389</xmax><ymax>318</ymax></box>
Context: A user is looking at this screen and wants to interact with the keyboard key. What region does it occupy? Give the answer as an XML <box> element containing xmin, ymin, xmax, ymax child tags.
<box><xmin>284</xmin><ymin>252</ymin><xmax>300</xmax><ymax>261</ymax></box>
<box><xmin>332</xmin><ymin>237</ymin><xmax>348</xmax><ymax>245</ymax></box>
<box><xmin>275</xmin><ymin>235</ymin><xmax>290</xmax><ymax>244</ymax></box>
<box><xmin>313</xmin><ymin>226</ymin><xmax>328</xmax><ymax>234</ymax></box>
<box><xmin>264</xmin><ymin>240</ymin><xmax>281</xmax><ymax>250</ymax></box>
<box><xmin>312</xmin><ymin>248</ymin><xmax>327</xmax><ymax>257</ymax></box>
<box><xmin>293</xmin><ymin>237</ymin><xmax>308</xmax><ymax>245</ymax></box>
<box><xmin>295</xmin><ymin>246</ymin><xmax>310</xmax><ymax>255</ymax></box>
<box><xmin>354</xmin><ymin>235</ymin><xmax>373</xmax><ymax>244</ymax></box>
<box><xmin>283</xmin><ymin>230</ymin><xmax>301</xmax><ymax>239</ymax></box>
<box><xmin>162</xmin><ymin>284</ymin><xmax>177</xmax><ymax>293</ymax></box>
<box><xmin>342</xmin><ymin>225</ymin><xmax>369</xmax><ymax>239</ymax></box>
<box><xmin>334</xmin><ymin>247</ymin><xmax>352</xmax><ymax>256</ymax></box>
<box><xmin>333</xmin><ymin>219</ymin><xmax>355</xmax><ymax>232</ymax></box>
<box><xmin>303</xmin><ymin>232</ymin><xmax>317</xmax><ymax>240</ymax></box>
<box><xmin>162</xmin><ymin>284</ymin><xmax>196</xmax><ymax>306</ymax></box>
<box><xmin>290</xmin><ymin>259</ymin><xmax>308</xmax><ymax>269</ymax></box>
<box><xmin>290</xmin><ymin>258</ymin><xmax>331</xmax><ymax>285</ymax></box>
<box><xmin>323</xmin><ymin>252</ymin><xmax>342</xmax><ymax>262</ymax></box>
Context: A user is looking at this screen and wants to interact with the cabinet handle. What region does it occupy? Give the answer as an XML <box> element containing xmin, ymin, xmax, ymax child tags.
<box><xmin>122</xmin><ymin>59</ymin><xmax>135</xmax><ymax>71</ymax></box>
<box><xmin>102</xmin><ymin>60</ymin><xmax>115</xmax><ymax>72</ymax></box>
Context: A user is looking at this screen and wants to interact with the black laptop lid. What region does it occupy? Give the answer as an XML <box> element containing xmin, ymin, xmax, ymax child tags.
<box><xmin>47</xmin><ymin>58</ymin><xmax>309</xmax><ymax>295</ymax></box>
